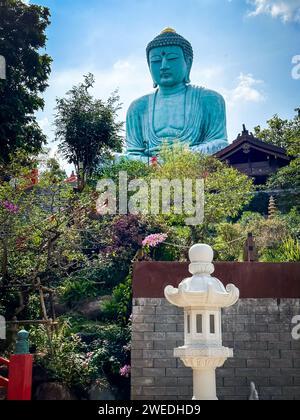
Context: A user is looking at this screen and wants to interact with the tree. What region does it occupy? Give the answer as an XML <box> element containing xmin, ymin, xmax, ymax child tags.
<box><xmin>0</xmin><ymin>0</ymin><xmax>52</xmax><ymax>163</ymax></box>
<box><xmin>254</xmin><ymin>109</ymin><xmax>300</xmax><ymax>212</ymax></box>
<box><xmin>0</xmin><ymin>151</ymin><xmax>100</xmax><ymax>334</ymax></box>
<box><xmin>254</xmin><ymin>109</ymin><xmax>300</xmax><ymax>157</ymax></box>
<box><xmin>267</xmin><ymin>158</ymin><xmax>300</xmax><ymax>211</ymax></box>
<box><xmin>142</xmin><ymin>142</ymin><xmax>254</xmax><ymax>244</ymax></box>
<box><xmin>55</xmin><ymin>73</ymin><xmax>123</xmax><ymax>191</ymax></box>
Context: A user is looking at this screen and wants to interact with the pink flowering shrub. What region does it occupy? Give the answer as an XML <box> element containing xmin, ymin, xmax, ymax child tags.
<box><xmin>142</xmin><ymin>233</ymin><xmax>168</xmax><ymax>248</ymax></box>
<box><xmin>119</xmin><ymin>364</ymin><xmax>131</xmax><ymax>378</ymax></box>
<box><xmin>1</xmin><ymin>201</ymin><xmax>19</xmax><ymax>214</ymax></box>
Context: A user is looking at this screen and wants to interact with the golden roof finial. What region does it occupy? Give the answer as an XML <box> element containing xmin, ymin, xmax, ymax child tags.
<box><xmin>160</xmin><ymin>27</ymin><xmax>176</xmax><ymax>34</ymax></box>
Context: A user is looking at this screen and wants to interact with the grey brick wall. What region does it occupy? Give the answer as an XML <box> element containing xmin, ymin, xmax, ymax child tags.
<box><xmin>131</xmin><ymin>298</ymin><xmax>300</xmax><ymax>400</ymax></box>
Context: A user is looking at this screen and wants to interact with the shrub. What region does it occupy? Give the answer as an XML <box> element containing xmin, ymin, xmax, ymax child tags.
<box><xmin>102</xmin><ymin>275</ymin><xmax>132</xmax><ymax>326</ymax></box>
<box><xmin>87</xmin><ymin>323</ymin><xmax>131</xmax><ymax>399</ymax></box>
<box><xmin>30</xmin><ymin>321</ymin><xmax>96</xmax><ymax>392</ymax></box>
<box><xmin>213</xmin><ymin>222</ymin><xmax>245</xmax><ymax>261</ymax></box>
<box><xmin>59</xmin><ymin>278</ymin><xmax>98</xmax><ymax>307</ymax></box>
<box><xmin>261</xmin><ymin>237</ymin><xmax>300</xmax><ymax>262</ymax></box>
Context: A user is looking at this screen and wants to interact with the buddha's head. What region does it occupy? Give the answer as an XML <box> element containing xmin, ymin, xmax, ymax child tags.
<box><xmin>146</xmin><ymin>28</ymin><xmax>193</xmax><ymax>89</ymax></box>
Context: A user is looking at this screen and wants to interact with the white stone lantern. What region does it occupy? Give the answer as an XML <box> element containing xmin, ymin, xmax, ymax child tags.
<box><xmin>164</xmin><ymin>244</ymin><xmax>239</xmax><ymax>400</ymax></box>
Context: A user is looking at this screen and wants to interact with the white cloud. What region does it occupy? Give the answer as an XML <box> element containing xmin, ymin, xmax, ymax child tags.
<box><xmin>248</xmin><ymin>0</ymin><xmax>300</xmax><ymax>23</ymax></box>
<box><xmin>224</xmin><ymin>73</ymin><xmax>266</xmax><ymax>105</ymax></box>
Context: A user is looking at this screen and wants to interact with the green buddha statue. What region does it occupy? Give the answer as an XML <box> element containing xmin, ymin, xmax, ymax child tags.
<box><xmin>126</xmin><ymin>28</ymin><xmax>228</xmax><ymax>161</ymax></box>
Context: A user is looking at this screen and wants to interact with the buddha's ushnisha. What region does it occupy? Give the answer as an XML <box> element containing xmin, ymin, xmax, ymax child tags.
<box><xmin>126</xmin><ymin>28</ymin><xmax>228</xmax><ymax>161</ymax></box>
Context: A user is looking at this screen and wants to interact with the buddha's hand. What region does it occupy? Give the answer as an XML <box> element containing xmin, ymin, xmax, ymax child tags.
<box><xmin>191</xmin><ymin>140</ymin><xmax>228</xmax><ymax>155</ymax></box>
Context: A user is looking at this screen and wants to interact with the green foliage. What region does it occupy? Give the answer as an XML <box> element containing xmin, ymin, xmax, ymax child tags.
<box><xmin>31</xmin><ymin>321</ymin><xmax>94</xmax><ymax>390</ymax></box>
<box><xmin>87</xmin><ymin>323</ymin><xmax>131</xmax><ymax>378</ymax></box>
<box><xmin>102</xmin><ymin>275</ymin><xmax>132</xmax><ymax>326</ymax></box>
<box><xmin>61</xmin><ymin>319</ymin><xmax>131</xmax><ymax>398</ymax></box>
<box><xmin>255</xmin><ymin>111</ymin><xmax>300</xmax><ymax>213</ymax></box>
<box><xmin>281</xmin><ymin>208</ymin><xmax>300</xmax><ymax>239</ymax></box>
<box><xmin>0</xmin><ymin>152</ymin><xmax>97</xmax><ymax>320</ymax></box>
<box><xmin>250</xmin><ymin>217</ymin><xmax>289</xmax><ymax>251</ymax></box>
<box><xmin>254</xmin><ymin>111</ymin><xmax>300</xmax><ymax>156</ymax></box>
<box><xmin>261</xmin><ymin>237</ymin><xmax>300</xmax><ymax>262</ymax></box>
<box><xmin>59</xmin><ymin>278</ymin><xmax>99</xmax><ymax>307</ymax></box>
<box><xmin>55</xmin><ymin>73</ymin><xmax>123</xmax><ymax>191</ymax></box>
<box><xmin>267</xmin><ymin>158</ymin><xmax>300</xmax><ymax>212</ymax></box>
<box><xmin>152</xmin><ymin>142</ymin><xmax>254</xmax><ymax>225</ymax></box>
<box><xmin>238</xmin><ymin>211</ymin><xmax>265</xmax><ymax>227</ymax></box>
<box><xmin>0</xmin><ymin>0</ymin><xmax>52</xmax><ymax>163</ymax></box>
<box><xmin>213</xmin><ymin>222</ymin><xmax>245</xmax><ymax>261</ymax></box>
<box><xmin>97</xmin><ymin>157</ymin><xmax>153</xmax><ymax>184</ymax></box>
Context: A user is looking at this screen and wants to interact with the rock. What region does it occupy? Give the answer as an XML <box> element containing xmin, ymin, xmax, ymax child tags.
<box><xmin>32</xmin><ymin>364</ymin><xmax>50</xmax><ymax>385</ymax></box>
<box><xmin>34</xmin><ymin>382</ymin><xmax>77</xmax><ymax>400</ymax></box>
<box><xmin>0</xmin><ymin>388</ymin><xmax>6</xmax><ymax>401</ymax></box>
<box><xmin>88</xmin><ymin>383</ymin><xmax>116</xmax><ymax>401</ymax></box>
<box><xmin>75</xmin><ymin>296</ymin><xmax>112</xmax><ymax>320</ymax></box>
<box><xmin>54</xmin><ymin>301</ymin><xmax>69</xmax><ymax>317</ymax></box>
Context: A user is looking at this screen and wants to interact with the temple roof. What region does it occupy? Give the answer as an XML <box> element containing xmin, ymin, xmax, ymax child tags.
<box><xmin>215</xmin><ymin>125</ymin><xmax>290</xmax><ymax>161</ymax></box>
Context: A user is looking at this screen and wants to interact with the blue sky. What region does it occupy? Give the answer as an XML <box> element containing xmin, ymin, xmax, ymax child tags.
<box><xmin>28</xmin><ymin>0</ymin><xmax>300</xmax><ymax>173</ymax></box>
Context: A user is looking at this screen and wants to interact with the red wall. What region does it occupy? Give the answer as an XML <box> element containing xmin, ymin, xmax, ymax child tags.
<box><xmin>133</xmin><ymin>262</ymin><xmax>300</xmax><ymax>298</ymax></box>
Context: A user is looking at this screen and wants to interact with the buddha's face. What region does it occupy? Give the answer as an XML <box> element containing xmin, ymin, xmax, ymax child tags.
<box><xmin>149</xmin><ymin>45</ymin><xmax>191</xmax><ymax>88</ymax></box>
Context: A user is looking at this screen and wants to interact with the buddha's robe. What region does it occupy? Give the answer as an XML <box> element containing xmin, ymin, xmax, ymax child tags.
<box><xmin>126</xmin><ymin>85</ymin><xmax>228</xmax><ymax>161</ymax></box>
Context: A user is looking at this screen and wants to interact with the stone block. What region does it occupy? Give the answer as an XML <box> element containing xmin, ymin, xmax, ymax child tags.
<box><xmin>143</xmin><ymin>350</ymin><xmax>173</xmax><ymax>359</ymax></box>
<box><xmin>166</xmin><ymin>368</ymin><xmax>191</xmax><ymax>377</ymax></box>
<box><xmin>268</xmin><ymin>323</ymin><xmax>290</xmax><ymax>333</ymax></box>
<box><xmin>155</xmin><ymin>323</ymin><xmax>177</xmax><ymax>332</ymax></box>
<box><xmin>144</xmin><ymin>332</ymin><xmax>165</xmax><ymax>341</ymax></box>
<box><xmin>132</xmin><ymin>305</ymin><xmax>156</xmax><ymax>315</ymax></box>
<box><xmin>256</xmin><ymin>333</ymin><xmax>280</xmax><ymax>342</ymax></box>
<box><xmin>131</xmin><ymin>377</ymin><xmax>155</xmax><ymax>386</ymax></box>
<box><xmin>246</xmin><ymin>359</ymin><xmax>269</xmax><ymax>368</ymax></box>
<box><xmin>142</xmin><ymin>387</ymin><xmax>180</xmax><ymax>396</ymax></box>
<box><xmin>177</xmin><ymin>377</ymin><xmax>193</xmax><ymax>386</ymax></box>
<box><xmin>224</xmin><ymin>377</ymin><xmax>247</xmax><ymax>387</ymax></box>
<box><xmin>281</xmin><ymin>369</ymin><xmax>300</xmax><ymax>377</ymax></box>
<box><xmin>234</xmin><ymin>386</ymin><xmax>252</xmax><ymax>396</ymax></box>
<box><xmin>256</xmin><ymin>368</ymin><xmax>281</xmax><ymax>377</ymax></box>
<box><xmin>131</xmin><ymin>350</ymin><xmax>143</xmax><ymax>359</ymax></box>
<box><xmin>132</xmin><ymin>323</ymin><xmax>154</xmax><ymax>332</ymax></box>
<box><xmin>132</xmin><ymin>341</ymin><xmax>153</xmax><ymax>350</ymax></box>
<box><xmin>142</xmin><ymin>368</ymin><xmax>166</xmax><ymax>377</ymax></box>
<box><xmin>131</xmin><ymin>332</ymin><xmax>144</xmax><ymax>341</ymax></box>
<box><xmin>268</xmin><ymin>341</ymin><xmax>291</xmax><ymax>350</ymax></box>
<box><xmin>270</xmin><ymin>359</ymin><xmax>293</xmax><ymax>368</ymax></box>
<box><xmin>155</xmin><ymin>377</ymin><xmax>178</xmax><ymax>386</ymax></box>
<box><xmin>281</xmin><ymin>350</ymin><xmax>300</xmax><ymax>359</ymax></box>
<box><xmin>131</xmin><ymin>367</ymin><xmax>143</xmax><ymax>377</ymax></box>
<box><xmin>260</xmin><ymin>387</ymin><xmax>283</xmax><ymax>396</ymax></box>
<box><xmin>154</xmin><ymin>358</ymin><xmax>177</xmax><ymax>368</ymax></box>
<box><xmin>256</xmin><ymin>350</ymin><xmax>280</xmax><ymax>359</ymax></box>
<box><xmin>155</xmin><ymin>306</ymin><xmax>180</xmax><ymax>315</ymax></box>
<box><xmin>153</xmin><ymin>340</ymin><xmax>177</xmax><ymax>350</ymax></box>
<box><xmin>131</xmin><ymin>386</ymin><xmax>143</xmax><ymax>396</ymax></box>
<box><xmin>166</xmin><ymin>332</ymin><xmax>184</xmax><ymax>341</ymax></box>
<box><xmin>235</xmin><ymin>350</ymin><xmax>257</xmax><ymax>359</ymax></box>
<box><xmin>235</xmin><ymin>368</ymin><xmax>257</xmax><ymax>377</ymax></box>
<box><xmin>234</xmin><ymin>333</ymin><xmax>257</xmax><ymax>341</ymax></box>
<box><xmin>134</xmin><ymin>359</ymin><xmax>154</xmax><ymax>368</ymax></box>
<box><xmin>270</xmin><ymin>376</ymin><xmax>294</xmax><ymax>386</ymax></box>
<box><xmin>176</xmin><ymin>324</ymin><xmax>184</xmax><ymax>332</ymax></box>
<box><xmin>223</xmin><ymin>358</ymin><xmax>247</xmax><ymax>368</ymax></box>
<box><xmin>217</xmin><ymin>387</ymin><xmax>235</xmax><ymax>396</ymax></box>
<box><xmin>216</xmin><ymin>368</ymin><xmax>235</xmax><ymax>377</ymax></box>
<box><xmin>247</xmin><ymin>324</ymin><xmax>268</xmax><ymax>333</ymax></box>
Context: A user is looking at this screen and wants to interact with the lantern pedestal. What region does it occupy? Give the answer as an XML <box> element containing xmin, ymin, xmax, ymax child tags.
<box><xmin>164</xmin><ymin>244</ymin><xmax>239</xmax><ymax>401</ymax></box>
